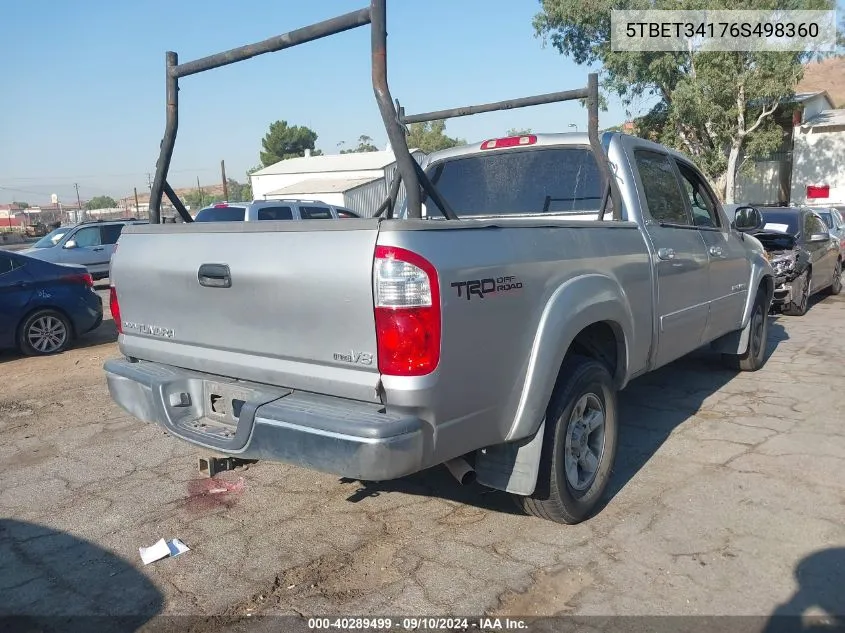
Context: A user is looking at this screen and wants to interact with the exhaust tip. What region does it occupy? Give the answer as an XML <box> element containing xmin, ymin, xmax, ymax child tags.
<box><xmin>444</xmin><ymin>457</ymin><xmax>476</xmax><ymax>486</ymax></box>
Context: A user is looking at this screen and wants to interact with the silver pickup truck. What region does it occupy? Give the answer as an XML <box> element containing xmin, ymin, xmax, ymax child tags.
<box><xmin>104</xmin><ymin>2</ymin><xmax>774</xmax><ymax>524</ymax></box>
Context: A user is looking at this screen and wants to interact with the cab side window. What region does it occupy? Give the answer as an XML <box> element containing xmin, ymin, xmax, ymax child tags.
<box><xmin>634</xmin><ymin>151</ymin><xmax>691</xmax><ymax>226</ymax></box>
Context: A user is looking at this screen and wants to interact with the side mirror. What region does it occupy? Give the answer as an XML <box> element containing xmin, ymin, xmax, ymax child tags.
<box><xmin>733</xmin><ymin>206</ymin><xmax>763</xmax><ymax>232</ymax></box>
<box><xmin>809</xmin><ymin>233</ymin><xmax>830</xmax><ymax>243</ymax></box>
<box><xmin>63</xmin><ymin>239</ymin><xmax>77</xmax><ymax>249</ymax></box>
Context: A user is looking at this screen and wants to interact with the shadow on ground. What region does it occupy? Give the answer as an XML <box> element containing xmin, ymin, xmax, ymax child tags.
<box><xmin>762</xmin><ymin>547</ymin><xmax>845</xmax><ymax>632</ymax></box>
<box><xmin>0</xmin><ymin>518</ymin><xmax>163</xmax><ymax>632</ymax></box>
<box><xmin>342</xmin><ymin>319</ymin><xmax>789</xmax><ymax>520</ymax></box>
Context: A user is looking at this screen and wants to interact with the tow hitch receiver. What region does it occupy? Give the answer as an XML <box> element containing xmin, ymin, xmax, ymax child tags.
<box><xmin>198</xmin><ymin>455</ymin><xmax>257</xmax><ymax>477</ymax></box>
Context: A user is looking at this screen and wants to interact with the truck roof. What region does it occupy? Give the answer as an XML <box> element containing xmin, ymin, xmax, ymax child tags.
<box><xmin>425</xmin><ymin>132</ymin><xmax>691</xmax><ymax>166</ymax></box>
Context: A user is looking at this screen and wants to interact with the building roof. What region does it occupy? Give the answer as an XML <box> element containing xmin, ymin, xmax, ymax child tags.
<box><xmin>801</xmin><ymin>108</ymin><xmax>845</xmax><ymax>129</ymax></box>
<box><xmin>797</xmin><ymin>56</ymin><xmax>845</xmax><ymax>108</ymax></box>
<box><xmin>264</xmin><ymin>176</ymin><xmax>379</xmax><ymax>197</ymax></box>
<box><xmin>252</xmin><ymin>148</ymin><xmax>422</xmax><ymax>176</ymax></box>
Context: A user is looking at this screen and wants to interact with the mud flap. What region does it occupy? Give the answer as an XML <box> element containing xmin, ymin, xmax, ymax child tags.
<box><xmin>475</xmin><ymin>420</ymin><xmax>545</xmax><ymax>495</ymax></box>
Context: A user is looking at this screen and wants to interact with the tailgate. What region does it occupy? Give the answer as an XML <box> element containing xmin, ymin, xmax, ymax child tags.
<box><xmin>111</xmin><ymin>221</ymin><xmax>381</xmax><ymax>402</ymax></box>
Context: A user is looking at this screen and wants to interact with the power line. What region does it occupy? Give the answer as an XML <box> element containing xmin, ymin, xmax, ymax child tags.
<box><xmin>1</xmin><ymin>167</ymin><xmax>220</xmax><ymax>182</ymax></box>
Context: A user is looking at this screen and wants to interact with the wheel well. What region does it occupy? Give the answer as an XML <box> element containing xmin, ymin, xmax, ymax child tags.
<box><xmin>15</xmin><ymin>306</ymin><xmax>76</xmax><ymax>345</ymax></box>
<box><xmin>760</xmin><ymin>275</ymin><xmax>774</xmax><ymax>304</ymax></box>
<box><xmin>564</xmin><ymin>321</ymin><xmax>624</xmax><ymax>387</ymax></box>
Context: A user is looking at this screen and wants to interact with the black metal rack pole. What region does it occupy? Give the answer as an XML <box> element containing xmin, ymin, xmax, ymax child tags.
<box><xmin>586</xmin><ymin>73</ymin><xmax>622</xmax><ymax>221</ymax></box>
<box><xmin>400</xmin><ymin>88</ymin><xmax>589</xmax><ymax>124</ymax></box>
<box><xmin>148</xmin><ymin>8</ymin><xmax>373</xmax><ymax>223</ymax></box>
<box><xmin>370</xmin><ymin>0</ymin><xmax>422</xmax><ymax>219</ymax></box>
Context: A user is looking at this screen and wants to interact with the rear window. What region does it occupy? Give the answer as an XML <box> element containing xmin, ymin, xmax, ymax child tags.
<box><xmin>257</xmin><ymin>206</ymin><xmax>293</xmax><ymax>221</ymax></box>
<box><xmin>424</xmin><ymin>147</ymin><xmax>603</xmax><ymax>217</ymax></box>
<box><xmin>194</xmin><ymin>206</ymin><xmax>246</xmax><ymax>222</ymax></box>
<box><xmin>759</xmin><ymin>210</ymin><xmax>801</xmax><ymax>235</ymax></box>
<box><xmin>299</xmin><ymin>206</ymin><xmax>333</xmax><ymax>219</ymax></box>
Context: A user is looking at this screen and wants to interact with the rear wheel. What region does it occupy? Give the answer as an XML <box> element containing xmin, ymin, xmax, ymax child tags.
<box><xmin>722</xmin><ymin>289</ymin><xmax>768</xmax><ymax>371</ymax></box>
<box><xmin>782</xmin><ymin>269</ymin><xmax>810</xmax><ymax>316</ymax></box>
<box><xmin>515</xmin><ymin>355</ymin><xmax>618</xmax><ymax>524</ymax></box>
<box><xmin>18</xmin><ymin>309</ymin><xmax>72</xmax><ymax>356</ymax></box>
<box><xmin>828</xmin><ymin>259</ymin><xmax>842</xmax><ymax>295</ymax></box>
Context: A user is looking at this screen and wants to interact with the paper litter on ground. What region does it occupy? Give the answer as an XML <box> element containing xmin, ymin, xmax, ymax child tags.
<box><xmin>139</xmin><ymin>538</ymin><xmax>190</xmax><ymax>565</ymax></box>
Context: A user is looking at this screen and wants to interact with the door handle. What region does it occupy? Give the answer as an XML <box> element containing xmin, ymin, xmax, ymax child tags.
<box><xmin>709</xmin><ymin>246</ymin><xmax>724</xmax><ymax>257</ymax></box>
<box><xmin>657</xmin><ymin>248</ymin><xmax>676</xmax><ymax>260</ymax></box>
<box><xmin>198</xmin><ymin>263</ymin><xmax>232</xmax><ymax>288</ymax></box>
<box><xmin>13</xmin><ymin>280</ymin><xmax>30</xmax><ymax>288</ymax></box>
<box><xmin>92</xmin><ymin>247</ymin><xmax>104</xmax><ymax>252</ymax></box>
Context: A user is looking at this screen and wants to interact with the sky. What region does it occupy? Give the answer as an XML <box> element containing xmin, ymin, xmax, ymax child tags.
<box><xmin>0</xmin><ymin>0</ymin><xmax>642</xmax><ymax>205</ymax></box>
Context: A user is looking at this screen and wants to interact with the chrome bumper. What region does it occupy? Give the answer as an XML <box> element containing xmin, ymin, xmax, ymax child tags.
<box><xmin>104</xmin><ymin>358</ymin><xmax>425</xmax><ymax>481</ymax></box>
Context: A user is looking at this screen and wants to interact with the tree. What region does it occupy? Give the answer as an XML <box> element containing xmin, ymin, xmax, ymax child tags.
<box><xmin>259</xmin><ymin>120</ymin><xmax>323</xmax><ymax>167</ymax></box>
<box><xmin>534</xmin><ymin>0</ymin><xmax>837</xmax><ymax>202</ymax></box>
<box><xmin>340</xmin><ymin>135</ymin><xmax>380</xmax><ymax>153</ymax></box>
<box><xmin>506</xmin><ymin>128</ymin><xmax>533</xmax><ymax>136</ymax></box>
<box><xmin>13</xmin><ymin>201</ymin><xmax>29</xmax><ymax>209</ymax></box>
<box><xmin>85</xmin><ymin>195</ymin><xmax>117</xmax><ymax>210</ymax></box>
<box><xmin>406</xmin><ymin>120</ymin><xmax>465</xmax><ymax>153</ymax></box>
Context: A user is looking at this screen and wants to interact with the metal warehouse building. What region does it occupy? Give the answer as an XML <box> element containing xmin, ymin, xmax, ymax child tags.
<box><xmin>249</xmin><ymin>148</ymin><xmax>425</xmax><ymax>217</ymax></box>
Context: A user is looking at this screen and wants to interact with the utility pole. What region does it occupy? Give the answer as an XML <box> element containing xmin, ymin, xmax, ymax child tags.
<box><xmin>146</xmin><ymin>173</ymin><xmax>153</xmax><ymax>191</ymax></box>
<box><xmin>221</xmin><ymin>160</ymin><xmax>229</xmax><ymax>201</ymax></box>
<box><xmin>134</xmin><ymin>187</ymin><xmax>140</xmax><ymax>217</ymax></box>
<box><xmin>197</xmin><ymin>176</ymin><xmax>204</xmax><ymax>207</ymax></box>
<box><xmin>74</xmin><ymin>183</ymin><xmax>83</xmax><ymax>222</ymax></box>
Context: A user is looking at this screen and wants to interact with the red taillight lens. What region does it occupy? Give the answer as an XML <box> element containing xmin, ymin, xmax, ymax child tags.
<box><xmin>373</xmin><ymin>246</ymin><xmax>440</xmax><ymax>376</ymax></box>
<box><xmin>62</xmin><ymin>272</ymin><xmax>94</xmax><ymax>287</ymax></box>
<box><xmin>109</xmin><ymin>286</ymin><xmax>122</xmax><ymax>334</ymax></box>
<box><xmin>480</xmin><ymin>135</ymin><xmax>537</xmax><ymax>150</ymax></box>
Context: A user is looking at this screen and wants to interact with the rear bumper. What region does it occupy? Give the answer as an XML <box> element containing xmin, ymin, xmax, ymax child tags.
<box><xmin>104</xmin><ymin>358</ymin><xmax>425</xmax><ymax>481</ymax></box>
<box><xmin>71</xmin><ymin>291</ymin><xmax>103</xmax><ymax>336</ymax></box>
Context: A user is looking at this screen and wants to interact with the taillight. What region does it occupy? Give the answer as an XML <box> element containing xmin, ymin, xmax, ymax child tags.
<box><xmin>109</xmin><ymin>286</ymin><xmax>122</xmax><ymax>334</ymax></box>
<box><xmin>373</xmin><ymin>246</ymin><xmax>440</xmax><ymax>376</ymax></box>
<box><xmin>62</xmin><ymin>272</ymin><xmax>94</xmax><ymax>287</ymax></box>
<box><xmin>480</xmin><ymin>135</ymin><xmax>537</xmax><ymax>150</ymax></box>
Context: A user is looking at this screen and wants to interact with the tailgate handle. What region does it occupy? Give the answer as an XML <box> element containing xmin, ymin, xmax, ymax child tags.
<box><xmin>198</xmin><ymin>263</ymin><xmax>232</xmax><ymax>288</ymax></box>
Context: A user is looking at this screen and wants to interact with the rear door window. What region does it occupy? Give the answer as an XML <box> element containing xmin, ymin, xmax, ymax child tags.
<box><xmin>299</xmin><ymin>206</ymin><xmax>333</xmax><ymax>219</ymax></box>
<box><xmin>257</xmin><ymin>206</ymin><xmax>294</xmax><ymax>220</ymax></box>
<box><xmin>0</xmin><ymin>253</ymin><xmax>17</xmax><ymax>275</ymax></box>
<box><xmin>101</xmin><ymin>224</ymin><xmax>124</xmax><ymax>244</ymax></box>
<box><xmin>634</xmin><ymin>151</ymin><xmax>692</xmax><ymax>226</ymax></box>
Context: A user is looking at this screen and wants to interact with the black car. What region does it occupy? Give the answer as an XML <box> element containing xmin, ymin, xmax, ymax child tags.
<box><xmin>0</xmin><ymin>251</ymin><xmax>103</xmax><ymax>356</ymax></box>
<box><xmin>750</xmin><ymin>207</ymin><xmax>842</xmax><ymax>315</ymax></box>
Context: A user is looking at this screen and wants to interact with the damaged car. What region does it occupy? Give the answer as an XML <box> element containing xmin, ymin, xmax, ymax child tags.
<box><xmin>745</xmin><ymin>206</ymin><xmax>842</xmax><ymax>315</ymax></box>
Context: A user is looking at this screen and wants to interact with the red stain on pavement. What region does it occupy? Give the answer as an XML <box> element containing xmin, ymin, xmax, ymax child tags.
<box><xmin>184</xmin><ymin>475</ymin><xmax>245</xmax><ymax>513</ymax></box>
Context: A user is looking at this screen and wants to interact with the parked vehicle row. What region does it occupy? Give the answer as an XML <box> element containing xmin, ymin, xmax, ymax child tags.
<box><xmin>193</xmin><ymin>199</ymin><xmax>360</xmax><ymax>222</ymax></box>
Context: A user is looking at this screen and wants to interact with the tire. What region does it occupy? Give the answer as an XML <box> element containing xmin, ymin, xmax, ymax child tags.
<box><xmin>515</xmin><ymin>354</ymin><xmax>618</xmax><ymax>524</ymax></box>
<box><xmin>827</xmin><ymin>259</ymin><xmax>842</xmax><ymax>296</ymax></box>
<box><xmin>722</xmin><ymin>289</ymin><xmax>768</xmax><ymax>372</ymax></box>
<box><xmin>18</xmin><ymin>309</ymin><xmax>73</xmax><ymax>356</ymax></box>
<box><xmin>782</xmin><ymin>269</ymin><xmax>811</xmax><ymax>316</ymax></box>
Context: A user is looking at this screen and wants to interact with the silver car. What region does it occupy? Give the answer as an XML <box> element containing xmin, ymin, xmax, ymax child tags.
<box><xmin>19</xmin><ymin>218</ymin><xmax>147</xmax><ymax>280</ymax></box>
<box><xmin>193</xmin><ymin>199</ymin><xmax>360</xmax><ymax>222</ymax></box>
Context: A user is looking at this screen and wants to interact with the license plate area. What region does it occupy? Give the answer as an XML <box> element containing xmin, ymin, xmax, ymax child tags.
<box><xmin>182</xmin><ymin>381</ymin><xmax>256</xmax><ymax>440</ymax></box>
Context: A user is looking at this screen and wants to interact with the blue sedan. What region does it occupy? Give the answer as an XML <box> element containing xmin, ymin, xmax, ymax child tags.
<box><xmin>0</xmin><ymin>250</ymin><xmax>103</xmax><ymax>356</ymax></box>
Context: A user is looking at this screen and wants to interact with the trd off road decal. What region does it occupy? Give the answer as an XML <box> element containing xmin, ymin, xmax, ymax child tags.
<box><xmin>451</xmin><ymin>276</ymin><xmax>523</xmax><ymax>301</ymax></box>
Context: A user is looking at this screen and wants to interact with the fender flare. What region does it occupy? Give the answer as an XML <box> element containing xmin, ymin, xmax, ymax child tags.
<box><xmin>505</xmin><ymin>274</ymin><xmax>634</xmax><ymax>443</ymax></box>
